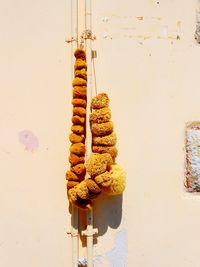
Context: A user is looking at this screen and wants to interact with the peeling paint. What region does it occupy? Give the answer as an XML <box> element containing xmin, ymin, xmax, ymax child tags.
<box><xmin>185</xmin><ymin>122</ymin><xmax>200</xmax><ymax>192</ymax></box>
<box><xmin>195</xmin><ymin>0</ymin><xmax>200</xmax><ymax>43</ymax></box>
<box><xmin>100</xmin><ymin>13</ymin><xmax>181</xmax><ymax>42</ymax></box>
<box><xmin>136</xmin><ymin>16</ymin><xmax>144</xmax><ymax>21</ymax></box>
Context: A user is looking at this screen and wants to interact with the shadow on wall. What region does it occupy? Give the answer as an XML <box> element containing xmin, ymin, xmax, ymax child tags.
<box><xmin>68</xmin><ymin>192</ymin><xmax>123</xmax><ymax>247</ymax></box>
<box><xmin>93</xmin><ymin>192</ymin><xmax>123</xmax><ymax>236</ymax></box>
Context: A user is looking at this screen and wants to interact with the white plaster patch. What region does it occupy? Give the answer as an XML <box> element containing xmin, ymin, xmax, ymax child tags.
<box><xmin>185</xmin><ymin>122</ymin><xmax>200</xmax><ymax>192</ymax></box>
<box><xmin>105</xmin><ymin>229</ymin><xmax>128</xmax><ymax>266</ymax></box>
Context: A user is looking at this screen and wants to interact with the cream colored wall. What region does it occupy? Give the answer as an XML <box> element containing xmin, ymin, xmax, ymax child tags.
<box><xmin>1</xmin><ymin>0</ymin><xmax>200</xmax><ymax>266</ymax></box>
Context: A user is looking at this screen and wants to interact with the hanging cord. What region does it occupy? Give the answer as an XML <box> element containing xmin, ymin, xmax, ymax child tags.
<box><xmin>92</xmin><ymin>51</ymin><xmax>98</xmax><ymax>96</ymax></box>
<box><xmin>79</xmin><ymin>30</ymin><xmax>98</xmax><ymax>97</ymax></box>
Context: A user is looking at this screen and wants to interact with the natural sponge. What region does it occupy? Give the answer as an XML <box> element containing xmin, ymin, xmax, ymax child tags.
<box><xmin>93</xmin><ymin>132</ymin><xmax>117</xmax><ymax>146</ymax></box>
<box><xmin>72</xmin><ymin>77</ymin><xmax>87</xmax><ymax>87</ymax></box>
<box><xmin>91</xmin><ymin>121</ymin><xmax>113</xmax><ymax>136</ymax></box>
<box><xmin>74</xmin><ymin>48</ymin><xmax>86</xmax><ymax>60</ymax></box>
<box><xmin>103</xmin><ymin>164</ymin><xmax>126</xmax><ymax>195</ymax></box>
<box><xmin>72</xmin><ymin>98</ymin><xmax>87</xmax><ymax>108</ymax></box>
<box><xmin>73</xmin><ymin>86</ymin><xmax>87</xmax><ymax>99</ymax></box>
<box><xmin>86</xmin><ymin>178</ymin><xmax>101</xmax><ymax>194</ymax></box>
<box><xmin>70</xmin><ymin>143</ymin><xmax>86</xmax><ymax>156</ymax></box>
<box><xmin>75</xmin><ymin>69</ymin><xmax>87</xmax><ymax>80</ymax></box>
<box><xmin>66</xmin><ymin>171</ymin><xmax>79</xmax><ymax>181</ymax></box>
<box><xmin>74</xmin><ymin>59</ymin><xmax>87</xmax><ymax>70</ymax></box>
<box><xmin>86</xmin><ymin>153</ymin><xmax>113</xmax><ymax>177</ymax></box>
<box><xmin>76</xmin><ymin>181</ymin><xmax>89</xmax><ymax>200</ymax></box>
<box><xmin>68</xmin><ymin>187</ymin><xmax>78</xmax><ymax>202</ymax></box>
<box><xmin>69</xmin><ymin>133</ymin><xmax>85</xmax><ymax>143</ymax></box>
<box><xmin>72</xmin><ymin>116</ymin><xmax>85</xmax><ymax>125</ymax></box>
<box><xmin>90</xmin><ymin>107</ymin><xmax>111</xmax><ymax>124</ymax></box>
<box><xmin>91</xmin><ymin>93</ymin><xmax>109</xmax><ymax>109</ymax></box>
<box><xmin>94</xmin><ymin>171</ymin><xmax>112</xmax><ymax>187</ymax></box>
<box><xmin>71</xmin><ymin>163</ymin><xmax>86</xmax><ymax>176</ymax></box>
<box><xmin>67</xmin><ymin>181</ymin><xmax>79</xmax><ymax>190</ymax></box>
<box><xmin>92</xmin><ymin>145</ymin><xmax>118</xmax><ymax>161</ymax></box>
<box><xmin>69</xmin><ymin>153</ymin><xmax>85</xmax><ymax>166</ymax></box>
<box><xmin>71</xmin><ymin>125</ymin><xmax>85</xmax><ymax>134</ymax></box>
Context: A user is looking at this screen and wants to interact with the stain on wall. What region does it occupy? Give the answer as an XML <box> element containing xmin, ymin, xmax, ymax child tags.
<box><xmin>18</xmin><ymin>130</ymin><xmax>39</xmax><ymax>152</ymax></box>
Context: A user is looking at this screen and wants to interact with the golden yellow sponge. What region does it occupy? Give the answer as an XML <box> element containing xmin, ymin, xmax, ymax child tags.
<box><xmin>90</xmin><ymin>107</ymin><xmax>111</xmax><ymax>124</ymax></box>
<box><xmin>103</xmin><ymin>164</ymin><xmax>126</xmax><ymax>195</ymax></box>
<box><xmin>91</xmin><ymin>121</ymin><xmax>113</xmax><ymax>136</ymax></box>
<box><xmin>86</xmin><ymin>178</ymin><xmax>101</xmax><ymax>194</ymax></box>
<box><xmin>94</xmin><ymin>171</ymin><xmax>112</xmax><ymax>187</ymax></box>
<box><xmin>92</xmin><ymin>145</ymin><xmax>118</xmax><ymax>161</ymax></box>
<box><xmin>68</xmin><ymin>188</ymin><xmax>78</xmax><ymax>202</ymax></box>
<box><xmin>76</xmin><ymin>181</ymin><xmax>89</xmax><ymax>200</ymax></box>
<box><xmin>86</xmin><ymin>153</ymin><xmax>113</xmax><ymax>177</ymax></box>
<box><xmin>93</xmin><ymin>132</ymin><xmax>117</xmax><ymax>146</ymax></box>
<box><xmin>91</xmin><ymin>93</ymin><xmax>109</xmax><ymax>109</ymax></box>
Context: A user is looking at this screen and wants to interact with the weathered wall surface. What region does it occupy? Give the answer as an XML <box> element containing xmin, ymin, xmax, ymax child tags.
<box><xmin>1</xmin><ymin>0</ymin><xmax>200</xmax><ymax>266</ymax></box>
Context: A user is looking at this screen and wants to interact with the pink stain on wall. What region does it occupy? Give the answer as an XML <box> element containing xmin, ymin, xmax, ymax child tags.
<box><xmin>18</xmin><ymin>130</ymin><xmax>39</xmax><ymax>152</ymax></box>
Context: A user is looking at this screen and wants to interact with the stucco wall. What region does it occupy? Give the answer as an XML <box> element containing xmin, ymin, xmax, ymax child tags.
<box><xmin>1</xmin><ymin>0</ymin><xmax>200</xmax><ymax>266</ymax></box>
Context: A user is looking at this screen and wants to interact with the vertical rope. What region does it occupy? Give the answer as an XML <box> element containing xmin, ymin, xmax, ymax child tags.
<box><xmin>92</xmin><ymin>57</ymin><xmax>98</xmax><ymax>96</ymax></box>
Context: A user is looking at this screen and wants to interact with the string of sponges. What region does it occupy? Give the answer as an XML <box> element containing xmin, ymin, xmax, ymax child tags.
<box><xmin>66</xmin><ymin>48</ymin><xmax>126</xmax><ymax>209</ymax></box>
<box><xmin>66</xmin><ymin>48</ymin><xmax>87</xmax><ymax>198</ymax></box>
